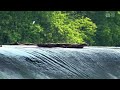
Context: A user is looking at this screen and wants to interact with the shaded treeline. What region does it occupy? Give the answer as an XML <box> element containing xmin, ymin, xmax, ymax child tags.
<box><xmin>0</xmin><ymin>11</ymin><xmax>120</xmax><ymax>46</ymax></box>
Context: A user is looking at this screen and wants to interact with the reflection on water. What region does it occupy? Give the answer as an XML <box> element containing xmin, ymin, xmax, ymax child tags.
<box><xmin>0</xmin><ymin>45</ymin><xmax>120</xmax><ymax>79</ymax></box>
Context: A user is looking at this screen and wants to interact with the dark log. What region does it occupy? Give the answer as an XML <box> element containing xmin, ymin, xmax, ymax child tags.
<box><xmin>9</xmin><ymin>42</ymin><xmax>87</xmax><ymax>48</ymax></box>
<box><xmin>37</xmin><ymin>43</ymin><xmax>88</xmax><ymax>48</ymax></box>
<box><xmin>10</xmin><ymin>42</ymin><xmax>34</xmax><ymax>45</ymax></box>
<box><xmin>10</xmin><ymin>42</ymin><xmax>20</xmax><ymax>45</ymax></box>
<box><xmin>24</xmin><ymin>43</ymin><xmax>34</xmax><ymax>45</ymax></box>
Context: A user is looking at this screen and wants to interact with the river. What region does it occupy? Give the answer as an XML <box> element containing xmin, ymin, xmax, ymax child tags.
<box><xmin>0</xmin><ymin>45</ymin><xmax>120</xmax><ymax>79</ymax></box>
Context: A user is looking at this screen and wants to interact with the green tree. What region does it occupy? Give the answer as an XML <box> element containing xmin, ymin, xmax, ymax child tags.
<box><xmin>77</xmin><ymin>11</ymin><xmax>120</xmax><ymax>46</ymax></box>
<box><xmin>49</xmin><ymin>11</ymin><xmax>97</xmax><ymax>44</ymax></box>
<box><xmin>0</xmin><ymin>11</ymin><xmax>97</xmax><ymax>45</ymax></box>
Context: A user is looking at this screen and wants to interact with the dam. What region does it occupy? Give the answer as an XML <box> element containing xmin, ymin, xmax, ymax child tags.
<box><xmin>0</xmin><ymin>45</ymin><xmax>120</xmax><ymax>79</ymax></box>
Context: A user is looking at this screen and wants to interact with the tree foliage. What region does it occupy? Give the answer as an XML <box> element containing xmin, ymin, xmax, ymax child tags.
<box><xmin>1</xmin><ymin>11</ymin><xmax>120</xmax><ymax>46</ymax></box>
<box><xmin>80</xmin><ymin>11</ymin><xmax>120</xmax><ymax>46</ymax></box>
<box><xmin>0</xmin><ymin>11</ymin><xmax>97</xmax><ymax>45</ymax></box>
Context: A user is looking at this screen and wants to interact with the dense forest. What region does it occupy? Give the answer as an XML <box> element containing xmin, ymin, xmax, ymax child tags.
<box><xmin>0</xmin><ymin>11</ymin><xmax>120</xmax><ymax>46</ymax></box>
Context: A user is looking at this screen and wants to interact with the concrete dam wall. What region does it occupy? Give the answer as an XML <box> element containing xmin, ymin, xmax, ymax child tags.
<box><xmin>0</xmin><ymin>45</ymin><xmax>120</xmax><ymax>79</ymax></box>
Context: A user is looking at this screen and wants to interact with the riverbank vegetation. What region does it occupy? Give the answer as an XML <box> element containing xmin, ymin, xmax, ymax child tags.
<box><xmin>0</xmin><ymin>11</ymin><xmax>119</xmax><ymax>46</ymax></box>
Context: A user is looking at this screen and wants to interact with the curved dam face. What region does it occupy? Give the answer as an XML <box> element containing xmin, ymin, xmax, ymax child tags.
<box><xmin>0</xmin><ymin>45</ymin><xmax>120</xmax><ymax>79</ymax></box>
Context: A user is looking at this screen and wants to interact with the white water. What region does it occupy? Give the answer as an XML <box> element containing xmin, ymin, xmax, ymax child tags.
<box><xmin>0</xmin><ymin>45</ymin><xmax>120</xmax><ymax>79</ymax></box>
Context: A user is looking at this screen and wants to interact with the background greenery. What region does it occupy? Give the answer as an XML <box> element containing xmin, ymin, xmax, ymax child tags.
<box><xmin>0</xmin><ymin>11</ymin><xmax>119</xmax><ymax>46</ymax></box>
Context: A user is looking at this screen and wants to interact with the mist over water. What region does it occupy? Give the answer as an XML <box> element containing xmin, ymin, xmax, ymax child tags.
<box><xmin>0</xmin><ymin>45</ymin><xmax>120</xmax><ymax>79</ymax></box>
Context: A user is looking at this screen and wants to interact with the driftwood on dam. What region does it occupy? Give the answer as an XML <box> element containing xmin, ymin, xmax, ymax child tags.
<box><xmin>9</xmin><ymin>42</ymin><xmax>88</xmax><ymax>48</ymax></box>
<box><xmin>10</xmin><ymin>42</ymin><xmax>20</xmax><ymax>45</ymax></box>
<box><xmin>10</xmin><ymin>42</ymin><xmax>34</xmax><ymax>45</ymax></box>
<box><xmin>37</xmin><ymin>43</ymin><xmax>88</xmax><ymax>48</ymax></box>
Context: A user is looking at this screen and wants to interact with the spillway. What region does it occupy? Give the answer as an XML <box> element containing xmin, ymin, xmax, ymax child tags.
<box><xmin>0</xmin><ymin>45</ymin><xmax>120</xmax><ymax>79</ymax></box>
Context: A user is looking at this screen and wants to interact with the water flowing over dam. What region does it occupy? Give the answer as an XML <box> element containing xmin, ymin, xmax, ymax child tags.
<box><xmin>0</xmin><ymin>45</ymin><xmax>120</xmax><ymax>79</ymax></box>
